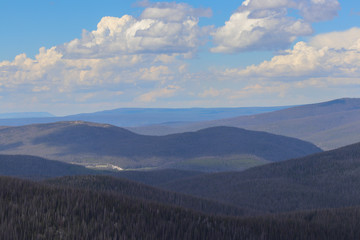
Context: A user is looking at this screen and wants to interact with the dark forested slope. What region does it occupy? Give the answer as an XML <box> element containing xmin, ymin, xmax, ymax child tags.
<box><xmin>2</xmin><ymin>176</ymin><xmax>360</xmax><ymax>240</ymax></box>
<box><xmin>0</xmin><ymin>154</ymin><xmax>98</xmax><ymax>179</ymax></box>
<box><xmin>111</xmin><ymin>168</ymin><xmax>205</xmax><ymax>186</ymax></box>
<box><xmin>44</xmin><ymin>175</ymin><xmax>250</xmax><ymax>217</ymax></box>
<box><xmin>160</xmin><ymin>141</ymin><xmax>360</xmax><ymax>213</ymax></box>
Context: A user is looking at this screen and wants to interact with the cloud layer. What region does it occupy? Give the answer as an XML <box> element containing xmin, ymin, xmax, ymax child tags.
<box><xmin>0</xmin><ymin>0</ymin><xmax>359</xmax><ymax>114</ymax></box>
<box><xmin>213</xmin><ymin>27</ymin><xmax>360</xmax><ymax>105</ymax></box>
<box><xmin>0</xmin><ymin>2</ymin><xmax>209</xmax><ymax>108</ymax></box>
<box><xmin>211</xmin><ymin>0</ymin><xmax>340</xmax><ymax>53</ymax></box>
<box><xmin>229</xmin><ymin>27</ymin><xmax>360</xmax><ymax>79</ymax></box>
<box><xmin>59</xmin><ymin>2</ymin><xmax>211</xmax><ymax>58</ymax></box>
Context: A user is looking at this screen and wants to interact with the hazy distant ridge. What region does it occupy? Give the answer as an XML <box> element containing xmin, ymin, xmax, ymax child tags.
<box><xmin>0</xmin><ymin>106</ymin><xmax>289</xmax><ymax>127</ymax></box>
<box><xmin>129</xmin><ymin>98</ymin><xmax>360</xmax><ymax>150</ymax></box>
<box><xmin>0</xmin><ymin>122</ymin><xmax>321</xmax><ymax>170</ymax></box>
<box><xmin>0</xmin><ymin>112</ymin><xmax>54</xmax><ymax>119</ymax></box>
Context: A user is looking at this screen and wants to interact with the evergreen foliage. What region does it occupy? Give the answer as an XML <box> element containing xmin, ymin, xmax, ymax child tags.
<box><xmin>160</xmin><ymin>141</ymin><xmax>360</xmax><ymax>213</ymax></box>
<box><xmin>1</xmin><ymin>176</ymin><xmax>360</xmax><ymax>240</ymax></box>
<box><xmin>45</xmin><ymin>175</ymin><xmax>251</xmax><ymax>216</ymax></box>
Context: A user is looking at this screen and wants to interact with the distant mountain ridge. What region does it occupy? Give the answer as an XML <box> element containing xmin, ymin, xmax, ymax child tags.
<box><xmin>0</xmin><ymin>106</ymin><xmax>289</xmax><ymax>127</ymax></box>
<box><xmin>0</xmin><ymin>121</ymin><xmax>321</xmax><ymax>170</ymax></box>
<box><xmin>0</xmin><ymin>112</ymin><xmax>54</xmax><ymax>119</ymax></box>
<box><xmin>129</xmin><ymin>98</ymin><xmax>360</xmax><ymax>150</ymax></box>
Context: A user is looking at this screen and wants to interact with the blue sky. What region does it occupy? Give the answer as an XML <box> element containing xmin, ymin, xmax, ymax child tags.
<box><xmin>1</xmin><ymin>0</ymin><xmax>360</xmax><ymax>115</ymax></box>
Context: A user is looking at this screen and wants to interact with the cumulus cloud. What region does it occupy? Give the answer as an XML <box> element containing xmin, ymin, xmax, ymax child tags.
<box><xmin>211</xmin><ymin>0</ymin><xmax>340</xmax><ymax>53</ymax></box>
<box><xmin>139</xmin><ymin>65</ymin><xmax>173</xmax><ymax>81</ymax></box>
<box><xmin>199</xmin><ymin>27</ymin><xmax>360</xmax><ymax>106</ymax></box>
<box><xmin>57</xmin><ymin>2</ymin><xmax>211</xmax><ymax>58</ymax></box>
<box><xmin>0</xmin><ymin>1</ymin><xmax>209</xmax><ymax>105</ymax></box>
<box><xmin>309</xmin><ymin>27</ymin><xmax>360</xmax><ymax>50</ymax></box>
<box><xmin>229</xmin><ymin>27</ymin><xmax>360</xmax><ymax>79</ymax></box>
<box><xmin>298</xmin><ymin>0</ymin><xmax>340</xmax><ymax>22</ymax></box>
<box><xmin>140</xmin><ymin>1</ymin><xmax>212</xmax><ymax>21</ymax></box>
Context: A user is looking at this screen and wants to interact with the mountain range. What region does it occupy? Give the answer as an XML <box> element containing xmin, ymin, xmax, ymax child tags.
<box><xmin>1</xmin><ymin>97</ymin><xmax>360</xmax><ymax>238</ymax></box>
<box><xmin>129</xmin><ymin>98</ymin><xmax>360</xmax><ymax>150</ymax></box>
<box><xmin>0</xmin><ymin>106</ymin><xmax>288</xmax><ymax>127</ymax></box>
<box><xmin>2</xmin><ymin>98</ymin><xmax>360</xmax><ymax>151</ymax></box>
<box><xmin>0</xmin><ymin>112</ymin><xmax>54</xmax><ymax>119</ymax></box>
<box><xmin>0</xmin><ymin>122</ymin><xmax>321</xmax><ymax>171</ymax></box>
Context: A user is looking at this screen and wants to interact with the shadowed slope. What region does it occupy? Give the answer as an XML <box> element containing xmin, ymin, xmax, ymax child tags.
<box><xmin>159</xmin><ymin>141</ymin><xmax>360</xmax><ymax>213</ymax></box>
<box><xmin>2</xmin><ymin>176</ymin><xmax>360</xmax><ymax>239</ymax></box>
<box><xmin>0</xmin><ymin>122</ymin><xmax>321</xmax><ymax>170</ymax></box>
<box><xmin>45</xmin><ymin>175</ymin><xmax>252</xmax><ymax>216</ymax></box>
<box><xmin>0</xmin><ymin>154</ymin><xmax>98</xmax><ymax>179</ymax></box>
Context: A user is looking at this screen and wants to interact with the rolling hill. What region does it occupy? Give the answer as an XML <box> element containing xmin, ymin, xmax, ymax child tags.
<box><xmin>0</xmin><ymin>121</ymin><xmax>321</xmax><ymax>170</ymax></box>
<box><xmin>0</xmin><ymin>152</ymin><xmax>205</xmax><ymax>185</ymax></box>
<box><xmin>129</xmin><ymin>98</ymin><xmax>360</xmax><ymax>150</ymax></box>
<box><xmin>0</xmin><ymin>154</ymin><xmax>99</xmax><ymax>179</ymax></box>
<box><xmin>0</xmin><ymin>154</ymin><xmax>249</xmax><ymax>216</ymax></box>
<box><xmin>158</xmin><ymin>141</ymin><xmax>360</xmax><ymax>214</ymax></box>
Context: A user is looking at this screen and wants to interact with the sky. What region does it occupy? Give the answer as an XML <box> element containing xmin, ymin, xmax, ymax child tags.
<box><xmin>1</xmin><ymin>0</ymin><xmax>360</xmax><ymax>115</ymax></box>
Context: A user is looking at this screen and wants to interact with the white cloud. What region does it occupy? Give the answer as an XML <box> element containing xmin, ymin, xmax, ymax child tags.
<box><xmin>139</xmin><ymin>65</ymin><xmax>173</xmax><ymax>81</ymax></box>
<box><xmin>136</xmin><ymin>85</ymin><xmax>180</xmax><ymax>102</ymax></box>
<box><xmin>228</xmin><ymin>83</ymin><xmax>289</xmax><ymax>99</ymax></box>
<box><xmin>0</xmin><ymin>1</ymin><xmax>207</xmax><ymax>104</ymax></box>
<box><xmin>194</xmin><ymin>82</ymin><xmax>291</xmax><ymax>104</ymax></box>
<box><xmin>206</xmin><ymin>27</ymin><xmax>360</xmax><ymax>105</ymax></box>
<box><xmin>309</xmin><ymin>27</ymin><xmax>360</xmax><ymax>50</ymax></box>
<box><xmin>298</xmin><ymin>0</ymin><xmax>340</xmax><ymax>22</ymax></box>
<box><xmin>0</xmin><ymin>0</ymin><xmax>355</xmax><ymax>113</ymax></box>
<box><xmin>57</xmin><ymin>2</ymin><xmax>210</xmax><ymax>59</ymax></box>
<box><xmin>199</xmin><ymin>88</ymin><xmax>222</xmax><ymax>98</ymax></box>
<box><xmin>140</xmin><ymin>1</ymin><xmax>212</xmax><ymax>21</ymax></box>
<box><xmin>32</xmin><ymin>86</ymin><xmax>50</xmax><ymax>92</ymax></box>
<box><xmin>230</xmin><ymin>28</ymin><xmax>360</xmax><ymax>79</ymax></box>
<box><xmin>211</xmin><ymin>0</ymin><xmax>340</xmax><ymax>53</ymax></box>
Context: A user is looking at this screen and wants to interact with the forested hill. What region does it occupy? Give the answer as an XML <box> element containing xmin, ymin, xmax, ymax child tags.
<box><xmin>0</xmin><ymin>122</ymin><xmax>321</xmax><ymax>169</ymax></box>
<box><xmin>2</xmin><ymin>176</ymin><xmax>360</xmax><ymax>239</ymax></box>
<box><xmin>159</xmin><ymin>141</ymin><xmax>360</xmax><ymax>213</ymax></box>
<box><xmin>44</xmin><ymin>175</ymin><xmax>251</xmax><ymax>217</ymax></box>
<box><xmin>0</xmin><ymin>154</ymin><xmax>98</xmax><ymax>179</ymax></box>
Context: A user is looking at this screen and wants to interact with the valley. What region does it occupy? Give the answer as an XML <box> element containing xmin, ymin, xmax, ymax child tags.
<box><xmin>1</xmin><ymin>98</ymin><xmax>360</xmax><ymax>239</ymax></box>
<box><xmin>2</xmin><ymin>0</ymin><xmax>360</xmax><ymax>237</ymax></box>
